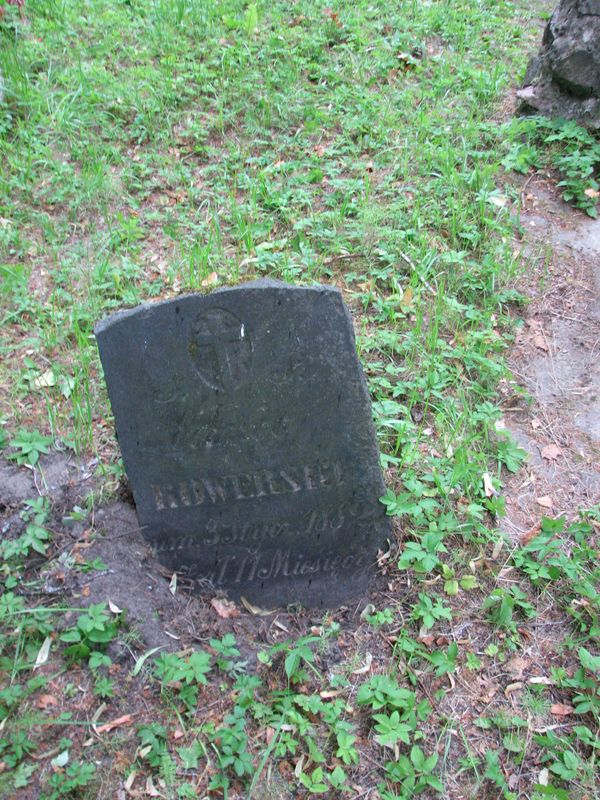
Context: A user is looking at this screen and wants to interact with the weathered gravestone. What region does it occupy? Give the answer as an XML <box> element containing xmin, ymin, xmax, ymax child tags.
<box><xmin>517</xmin><ymin>0</ymin><xmax>600</xmax><ymax>130</ymax></box>
<box><xmin>95</xmin><ymin>279</ymin><xmax>391</xmax><ymax>608</ymax></box>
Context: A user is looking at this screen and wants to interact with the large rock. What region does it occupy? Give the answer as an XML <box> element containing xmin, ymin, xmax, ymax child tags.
<box><xmin>517</xmin><ymin>0</ymin><xmax>600</xmax><ymax>129</ymax></box>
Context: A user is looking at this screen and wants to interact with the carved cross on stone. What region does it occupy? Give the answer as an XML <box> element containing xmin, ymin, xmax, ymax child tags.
<box><xmin>191</xmin><ymin>307</ymin><xmax>252</xmax><ymax>392</ymax></box>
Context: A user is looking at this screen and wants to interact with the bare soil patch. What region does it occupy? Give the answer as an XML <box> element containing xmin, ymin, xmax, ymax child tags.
<box><xmin>500</xmin><ymin>177</ymin><xmax>600</xmax><ymax>538</ymax></box>
<box><xmin>0</xmin><ymin>451</ymin><xmax>394</xmax><ymax>656</ymax></box>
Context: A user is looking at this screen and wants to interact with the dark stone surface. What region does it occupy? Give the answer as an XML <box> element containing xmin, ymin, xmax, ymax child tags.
<box><xmin>581</xmin><ymin>0</ymin><xmax>600</xmax><ymax>15</ymax></box>
<box><xmin>518</xmin><ymin>0</ymin><xmax>600</xmax><ymax>130</ymax></box>
<box><xmin>95</xmin><ymin>280</ymin><xmax>391</xmax><ymax>608</ymax></box>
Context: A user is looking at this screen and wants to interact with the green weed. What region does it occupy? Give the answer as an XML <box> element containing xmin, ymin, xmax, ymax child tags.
<box><xmin>501</xmin><ymin>116</ymin><xmax>600</xmax><ymax>217</ymax></box>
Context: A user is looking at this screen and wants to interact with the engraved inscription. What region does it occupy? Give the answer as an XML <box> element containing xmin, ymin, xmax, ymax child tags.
<box><xmin>190</xmin><ymin>307</ymin><xmax>252</xmax><ymax>392</ymax></box>
<box><xmin>137</xmin><ymin>414</ymin><xmax>293</xmax><ymax>457</ymax></box>
<box><xmin>197</xmin><ymin>549</ymin><xmax>370</xmax><ymax>586</ymax></box>
<box><xmin>153</xmin><ymin>501</ymin><xmax>371</xmax><ymax>554</ymax></box>
<box><xmin>150</xmin><ymin>461</ymin><xmax>343</xmax><ymax>511</ymax></box>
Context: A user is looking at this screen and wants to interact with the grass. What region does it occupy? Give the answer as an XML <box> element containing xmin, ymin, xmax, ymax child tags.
<box><xmin>1</xmin><ymin>0</ymin><xmax>599</xmax><ymax>798</ymax></box>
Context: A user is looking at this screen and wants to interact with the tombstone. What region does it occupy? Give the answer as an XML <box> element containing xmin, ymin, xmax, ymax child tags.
<box><xmin>517</xmin><ymin>0</ymin><xmax>600</xmax><ymax>130</ymax></box>
<box><xmin>94</xmin><ymin>279</ymin><xmax>391</xmax><ymax>608</ymax></box>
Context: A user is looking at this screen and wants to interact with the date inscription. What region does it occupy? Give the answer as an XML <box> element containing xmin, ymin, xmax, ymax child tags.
<box><xmin>154</xmin><ymin>501</ymin><xmax>371</xmax><ymax>552</ymax></box>
<box><xmin>152</xmin><ymin>500</ymin><xmax>374</xmax><ymax>587</ymax></box>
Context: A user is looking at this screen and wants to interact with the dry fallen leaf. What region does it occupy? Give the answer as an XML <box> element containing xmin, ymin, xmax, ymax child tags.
<box><xmin>360</xmin><ymin>604</ymin><xmax>376</xmax><ymax>620</ymax></box>
<box><xmin>529</xmin><ymin>676</ymin><xmax>554</xmax><ymax>685</ymax></box>
<box><xmin>210</xmin><ymin>597</ymin><xmax>240</xmax><ymax>619</ymax></box>
<box><xmin>124</xmin><ymin>770</ymin><xmax>137</xmax><ymax>794</ymax></box>
<box><xmin>322</xmin><ymin>7</ymin><xmax>342</xmax><ymax>26</ymax></box>
<box><xmin>397</xmin><ymin>51</ymin><xmax>415</xmax><ymax>68</ymax></box>
<box><xmin>240</xmin><ymin>596</ymin><xmax>275</xmax><ymax>616</ymax></box>
<box><xmin>145</xmin><ymin>776</ymin><xmax>164</xmax><ymax>797</ymax></box>
<box><xmin>400</xmin><ymin>286</ymin><xmax>414</xmax><ymax>310</ymax></box>
<box><xmin>482</xmin><ymin>472</ymin><xmax>497</xmax><ymax>498</ymax></box>
<box><xmin>491</xmin><ymin>538</ymin><xmax>504</xmax><ymax>559</ymax></box>
<box><xmin>351</xmin><ymin>652</ymin><xmax>372</xmax><ymax>675</ymax></box>
<box><xmin>533</xmin><ymin>332</ymin><xmax>549</xmax><ymax>352</ymax></box>
<box><xmin>95</xmin><ymin>714</ymin><xmax>134</xmax><ymax>734</ymax></box>
<box><xmin>37</xmin><ymin>694</ymin><xmax>58</xmax><ymax>709</ymax></box>
<box><xmin>478</xmin><ymin>680</ymin><xmax>499</xmax><ymax>704</ymax></box>
<box><xmin>294</xmin><ymin>755</ymin><xmax>305</xmax><ymax>779</ymax></box>
<box><xmin>520</xmin><ymin>522</ymin><xmax>541</xmax><ymax>546</ymax></box>
<box><xmin>201</xmin><ymin>271</ymin><xmax>218</xmax><ymax>287</ymax></box>
<box><xmin>550</xmin><ymin>703</ymin><xmax>575</xmax><ymax>716</ymax></box>
<box><xmin>541</xmin><ymin>444</ymin><xmax>562</xmax><ymax>461</ymax></box>
<box><xmin>32</xmin><ymin>369</ymin><xmax>56</xmax><ymax>389</ymax></box>
<box><xmin>538</xmin><ymin>768</ymin><xmax>550</xmax><ymax>786</ymax></box>
<box><xmin>34</xmin><ymin>637</ymin><xmax>52</xmax><ymax>670</ymax></box>
<box><xmin>536</xmin><ymin>496</ymin><xmax>553</xmax><ymax>509</ymax></box>
<box><xmin>508</xmin><ymin>774</ymin><xmax>519</xmax><ymax>791</ymax></box>
<box><xmin>506</xmin><ymin>656</ymin><xmax>529</xmax><ymax>680</ymax></box>
<box><xmin>504</xmin><ymin>681</ymin><xmax>523</xmax><ymax>697</ymax></box>
<box><xmin>91</xmin><ymin>702</ymin><xmax>107</xmax><ymax>727</ymax></box>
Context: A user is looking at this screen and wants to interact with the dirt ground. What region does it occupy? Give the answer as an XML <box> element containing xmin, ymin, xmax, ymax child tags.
<box><xmin>500</xmin><ymin>176</ymin><xmax>600</xmax><ymax>540</ymax></box>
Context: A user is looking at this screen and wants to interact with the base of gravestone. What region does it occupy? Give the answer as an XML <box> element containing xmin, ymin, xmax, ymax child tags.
<box><xmin>85</xmin><ymin>482</ymin><xmax>393</xmax><ymax>615</ymax></box>
<box><xmin>0</xmin><ymin>452</ymin><xmax>395</xmax><ymax>659</ymax></box>
<box><xmin>69</xmin><ymin>496</ymin><xmax>395</xmax><ymax>649</ymax></box>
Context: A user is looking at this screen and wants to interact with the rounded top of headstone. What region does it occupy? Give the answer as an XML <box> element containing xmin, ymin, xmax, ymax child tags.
<box><xmin>94</xmin><ymin>280</ymin><xmax>341</xmax><ymax>338</ymax></box>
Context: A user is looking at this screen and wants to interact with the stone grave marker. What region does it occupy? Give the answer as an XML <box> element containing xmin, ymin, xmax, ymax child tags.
<box><xmin>95</xmin><ymin>279</ymin><xmax>391</xmax><ymax>607</ymax></box>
